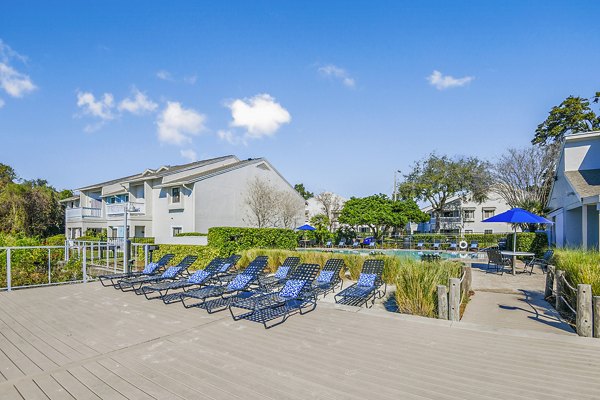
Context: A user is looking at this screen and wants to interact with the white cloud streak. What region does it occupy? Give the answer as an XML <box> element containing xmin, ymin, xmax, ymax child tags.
<box><xmin>118</xmin><ymin>88</ymin><xmax>158</xmax><ymax>115</ymax></box>
<box><xmin>427</xmin><ymin>70</ymin><xmax>474</xmax><ymax>90</ymax></box>
<box><xmin>225</xmin><ymin>94</ymin><xmax>290</xmax><ymax>140</ymax></box>
<box><xmin>317</xmin><ymin>64</ymin><xmax>355</xmax><ymax>88</ymax></box>
<box><xmin>76</xmin><ymin>91</ymin><xmax>115</xmax><ymax>120</ymax></box>
<box><xmin>157</xmin><ymin>101</ymin><xmax>206</xmax><ymax>145</ymax></box>
<box><xmin>180</xmin><ymin>148</ymin><xmax>198</xmax><ymax>162</ymax></box>
<box><xmin>0</xmin><ymin>40</ymin><xmax>36</xmax><ymax>98</ymax></box>
<box><xmin>156</xmin><ymin>70</ymin><xmax>173</xmax><ymax>81</ymax></box>
<box><xmin>217</xmin><ymin>130</ymin><xmax>245</xmax><ymax>146</ymax></box>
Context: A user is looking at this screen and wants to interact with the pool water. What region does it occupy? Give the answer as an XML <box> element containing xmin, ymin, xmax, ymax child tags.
<box><xmin>298</xmin><ymin>248</ymin><xmax>483</xmax><ymax>260</ymax></box>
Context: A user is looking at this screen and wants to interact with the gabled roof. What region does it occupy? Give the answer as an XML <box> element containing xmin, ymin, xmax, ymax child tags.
<box><xmin>77</xmin><ymin>155</ymin><xmax>237</xmax><ymax>190</ymax></box>
<box><xmin>564</xmin><ymin>169</ymin><xmax>600</xmax><ymax>199</ymax></box>
<box><xmin>158</xmin><ymin>158</ymin><xmax>266</xmax><ymax>187</ymax></box>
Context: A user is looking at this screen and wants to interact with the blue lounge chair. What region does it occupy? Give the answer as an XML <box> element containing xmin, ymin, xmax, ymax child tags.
<box><xmin>308</xmin><ymin>258</ymin><xmax>345</xmax><ymax>298</ymax></box>
<box><xmin>469</xmin><ymin>241</ymin><xmax>479</xmax><ymax>252</ymax></box>
<box><xmin>257</xmin><ymin>257</ymin><xmax>301</xmax><ymax>290</ymax></box>
<box><xmin>334</xmin><ymin>259</ymin><xmax>385</xmax><ymax>308</ymax></box>
<box><xmin>416</xmin><ymin>241</ymin><xmax>425</xmax><ymax>250</ymax></box>
<box><xmin>352</xmin><ymin>240</ymin><xmax>360</xmax><ymax>248</ymax></box>
<box><xmin>229</xmin><ymin>263</ymin><xmax>321</xmax><ymax>329</ymax></box>
<box><xmin>98</xmin><ymin>254</ymin><xmax>174</xmax><ymax>287</ymax></box>
<box><xmin>117</xmin><ymin>255</ymin><xmax>197</xmax><ymax>293</ymax></box>
<box><xmin>325</xmin><ymin>240</ymin><xmax>332</xmax><ymax>248</ymax></box>
<box><xmin>432</xmin><ymin>240</ymin><xmax>441</xmax><ymax>250</ymax></box>
<box><xmin>338</xmin><ymin>239</ymin><xmax>346</xmax><ymax>248</ymax></box>
<box><xmin>448</xmin><ymin>241</ymin><xmax>458</xmax><ymax>251</ymax></box>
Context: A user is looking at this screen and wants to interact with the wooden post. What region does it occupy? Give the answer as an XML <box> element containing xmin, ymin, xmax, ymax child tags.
<box><xmin>449</xmin><ymin>278</ymin><xmax>461</xmax><ymax>321</ymax></box>
<box><xmin>555</xmin><ymin>269</ymin><xmax>565</xmax><ymax>314</ymax></box>
<box><xmin>576</xmin><ymin>284</ymin><xmax>593</xmax><ymax>337</ymax></box>
<box><xmin>461</xmin><ymin>265</ymin><xmax>472</xmax><ymax>297</ymax></box>
<box><xmin>593</xmin><ymin>296</ymin><xmax>600</xmax><ymax>339</ymax></box>
<box><xmin>437</xmin><ymin>285</ymin><xmax>448</xmax><ymax>320</ymax></box>
<box><xmin>545</xmin><ymin>265</ymin><xmax>555</xmax><ymax>299</ymax></box>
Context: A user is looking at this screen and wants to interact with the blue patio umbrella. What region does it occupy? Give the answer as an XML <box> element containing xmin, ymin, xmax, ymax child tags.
<box><xmin>296</xmin><ymin>224</ymin><xmax>316</xmax><ymax>231</ymax></box>
<box><xmin>482</xmin><ymin>208</ymin><xmax>552</xmax><ymax>253</ymax></box>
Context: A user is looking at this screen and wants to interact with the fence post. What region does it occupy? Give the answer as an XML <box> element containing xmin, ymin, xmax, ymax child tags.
<box><xmin>48</xmin><ymin>248</ymin><xmax>51</xmax><ymax>284</ymax></box>
<box><xmin>545</xmin><ymin>265</ymin><xmax>555</xmax><ymax>299</ymax></box>
<box><xmin>593</xmin><ymin>296</ymin><xmax>600</xmax><ymax>339</ymax></box>
<box><xmin>144</xmin><ymin>244</ymin><xmax>149</xmax><ymax>267</ymax></box>
<box><xmin>461</xmin><ymin>265</ymin><xmax>472</xmax><ymax>298</ymax></box>
<box><xmin>577</xmin><ymin>284</ymin><xmax>593</xmax><ymax>337</ymax></box>
<box><xmin>437</xmin><ymin>285</ymin><xmax>448</xmax><ymax>320</ymax></box>
<box><xmin>83</xmin><ymin>246</ymin><xmax>87</xmax><ymax>284</ymax></box>
<box><xmin>449</xmin><ymin>278</ymin><xmax>461</xmax><ymax>321</ymax></box>
<box><xmin>555</xmin><ymin>269</ymin><xmax>565</xmax><ymax>314</ymax></box>
<box><xmin>6</xmin><ymin>248</ymin><xmax>11</xmax><ymax>292</ymax></box>
<box><xmin>64</xmin><ymin>240</ymin><xmax>69</xmax><ymax>262</ymax></box>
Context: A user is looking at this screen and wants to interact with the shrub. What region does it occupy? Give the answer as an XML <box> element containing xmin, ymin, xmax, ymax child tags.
<box><xmin>553</xmin><ymin>249</ymin><xmax>600</xmax><ymax>298</ymax></box>
<box><xmin>174</xmin><ymin>232</ymin><xmax>207</xmax><ymax>237</ymax></box>
<box><xmin>506</xmin><ymin>232</ymin><xmax>548</xmax><ymax>256</ymax></box>
<box><xmin>464</xmin><ymin>233</ymin><xmax>507</xmax><ymax>248</ymax></box>
<box><xmin>208</xmin><ymin>227</ymin><xmax>298</xmax><ymax>255</ymax></box>
<box><xmin>44</xmin><ymin>234</ymin><xmax>66</xmax><ymax>246</ymax></box>
<box><xmin>149</xmin><ymin>244</ymin><xmax>220</xmax><ymax>271</ymax></box>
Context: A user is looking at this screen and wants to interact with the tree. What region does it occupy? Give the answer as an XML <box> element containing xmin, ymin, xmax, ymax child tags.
<box><xmin>0</xmin><ymin>163</ymin><xmax>17</xmax><ymax>187</ymax></box>
<box><xmin>278</xmin><ymin>191</ymin><xmax>303</xmax><ymax>229</ymax></box>
<box><xmin>398</xmin><ymin>154</ymin><xmax>492</xmax><ymax>232</ymax></box>
<box><xmin>309</xmin><ymin>214</ymin><xmax>331</xmax><ymax>245</ymax></box>
<box><xmin>244</xmin><ymin>177</ymin><xmax>279</xmax><ymax>228</ymax></box>
<box><xmin>314</xmin><ymin>192</ymin><xmax>343</xmax><ymax>231</ymax></box>
<box><xmin>294</xmin><ymin>183</ymin><xmax>313</xmax><ymax>200</ymax></box>
<box><xmin>533</xmin><ymin>95</ymin><xmax>600</xmax><ymax>145</ymax></box>
<box><xmin>492</xmin><ymin>147</ymin><xmax>558</xmax><ymax>216</ymax></box>
<box><xmin>338</xmin><ymin>194</ymin><xmax>427</xmax><ymax>239</ymax></box>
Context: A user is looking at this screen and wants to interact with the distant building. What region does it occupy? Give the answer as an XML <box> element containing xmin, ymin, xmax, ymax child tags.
<box><xmin>305</xmin><ymin>192</ymin><xmax>346</xmax><ymax>231</ymax></box>
<box><xmin>547</xmin><ymin>131</ymin><xmax>600</xmax><ymax>250</ymax></box>
<box><xmin>61</xmin><ymin>155</ymin><xmax>305</xmax><ymax>244</ymax></box>
<box><xmin>418</xmin><ymin>193</ymin><xmax>514</xmax><ymax>234</ymax></box>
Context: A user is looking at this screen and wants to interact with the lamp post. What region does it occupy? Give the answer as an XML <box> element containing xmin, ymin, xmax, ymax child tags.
<box><xmin>393</xmin><ymin>170</ymin><xmax>401</xmax><ymax>201</ymax></box>
<box><xmin>123</xmin><ymin>202</ymin><xmax>139</xmax><ymax>273</ymax></box>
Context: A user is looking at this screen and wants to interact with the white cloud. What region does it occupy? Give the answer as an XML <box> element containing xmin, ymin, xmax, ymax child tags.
<box><xmin>118</xmin><ymin>88</ymin><xmax>158</xmax><ymax>115</ymax></box>
<box><xmin>226</xmin><ymin>94</ymin><xmax>291</xmax><ymax>139</ymax></box>
<box><xmin>156</xmin><ymin>70</ymin><xmax>173</xmax><ymax>81</ymax></box>
<box><xmin>0</xmin><ymin>40</ymin><xmax>36</xmax><ymax>98</ymax></box>
<box><xmin>317</xmin><ymin>64</ymin><xmax>355</xmax><ymax>88</ymax></box>
<box><xmin>0</xmin><ymin>98</ymin><xmax>4</xmax><ymax>108</ymax></box>
<box><xmin>427</xmin><ymin>70</ymin><xmax>474</xmax><ymax>90</ymax></box>
<box><xmin>157</xmin><ymin>101</ymin><xmax>206</xmax><ymax>145</ymax></box>
<box><xmin>76</xmin><ymin>91</ymin><xmax>115</xmax><ymax>120</ymax></box>
<box><xmin>217</xmin><ymin>129</ymin><xmax>245</xmax><ymax>146</ymax></box>
<box><xmin>180</xmin><ymin>148</ymin><xmax>197</xmax><ymax>162</ymax></box>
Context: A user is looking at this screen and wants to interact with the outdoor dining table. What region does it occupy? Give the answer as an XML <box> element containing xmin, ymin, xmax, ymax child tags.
<box><xmin>500</xmin><ymin>251</ymin><xmax>535</xmax><ymax>275</ymax></box>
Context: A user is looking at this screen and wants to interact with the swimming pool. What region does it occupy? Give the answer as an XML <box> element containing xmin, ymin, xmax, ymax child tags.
<box><xmin>297</xmin><ymin>248</ymin><xmax>483</xmax><ymax>260</ymax></box>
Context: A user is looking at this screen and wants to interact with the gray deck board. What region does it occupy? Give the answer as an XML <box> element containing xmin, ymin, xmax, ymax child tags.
<box><xmin>1</xmin><ymin>282</ymin><xmax>600</xmax><ymax>399</ymax></box>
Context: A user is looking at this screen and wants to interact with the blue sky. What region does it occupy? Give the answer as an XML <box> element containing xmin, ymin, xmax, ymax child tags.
<box><xmin>1</xmin><ymin>1</ymin><xmax>599</xmax><ymax>198</ymax></box>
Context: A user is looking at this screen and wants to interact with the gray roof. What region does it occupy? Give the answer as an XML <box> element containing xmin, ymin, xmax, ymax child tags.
<box><xmin>159</xmin><ymin>158</ymin><xmax>265</xmax><ymax>187</ymax></box>
<box><xmin>565</xmin><ymin>169</ymin><xmax>600</xmax><ymax>198</ymax></box>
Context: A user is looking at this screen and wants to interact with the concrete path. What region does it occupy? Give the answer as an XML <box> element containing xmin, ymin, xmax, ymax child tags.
<box><xmin>461</xmin><ymin>261</ymin><xmax>574</xmax><ymax>335</ymax></box>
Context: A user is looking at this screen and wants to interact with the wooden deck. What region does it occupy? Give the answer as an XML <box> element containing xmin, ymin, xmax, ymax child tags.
<box><xmin>1</xmin><ymin>283</ymin><xmax>600</xmax><ymax>399</ymax></box>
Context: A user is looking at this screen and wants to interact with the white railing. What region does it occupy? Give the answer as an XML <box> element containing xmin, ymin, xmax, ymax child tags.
<box><xmin>65</xmin><ymin>207</ymin><xmax>102</xmax><ymax>219</ymax></box>
<box><xmin>105</xmin><ymin>202</ymin><xmax>146</xmax><ymax>216</ymax></box>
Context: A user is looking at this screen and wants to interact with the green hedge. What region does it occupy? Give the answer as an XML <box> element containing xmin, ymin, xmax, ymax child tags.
<box><xmin>464</xmin><ymin>233</ymin><xmax>507</xmax><ymax>248</ymax></box>
<box><xmin>506</xmin><ymin>232</ymin><xmax>548</xmax><ymax>256</ymax></box>
<box><xmin>207</xmin><ymin>227</ymin><xmax>297</xmax><ymax>255</ymax></box>
<box><xmin>150</xmin><ymin>244</ymin><xmax>220</xmax><ymax>271</ymax></box>
<box><xmin>175</xmin><ymin>232</ymin><xmax>207</xmax><ymax>237</ymax></box>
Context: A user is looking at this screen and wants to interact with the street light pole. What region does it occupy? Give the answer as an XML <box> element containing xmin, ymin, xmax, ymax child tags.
<box><xmin>393</xmin><ymin>170</ymin><xmax>401</xmax><ymax>201</ymax></box>
<box><xmin>123</xmin><ymin>203</ymin><xmax>129</xmax><ymax>273</ymax></box>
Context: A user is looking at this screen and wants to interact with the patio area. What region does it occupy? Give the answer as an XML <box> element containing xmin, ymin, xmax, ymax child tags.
<box><xmin>1</xmin><ymin>282</ymin><xmax>600</xmax><ymax>399</ymax></box>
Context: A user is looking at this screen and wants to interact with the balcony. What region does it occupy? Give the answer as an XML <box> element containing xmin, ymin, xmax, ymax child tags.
<box><xmin>65</xmin><ymin>207</ymin><xmax>102</xmax><ymax>220</ymax></box>
<box><xmin>105</xmin><ymin>202</ymin><xmax>146</xmax><ymax>216</ymax></box>
<box><xmin>429</xmin><ymin>216</ymin><xmax>462</xmax><ymax>230</ymax></box>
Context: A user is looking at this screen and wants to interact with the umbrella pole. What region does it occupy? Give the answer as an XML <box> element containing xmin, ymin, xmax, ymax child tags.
<box><xmin>512</xmin><ymin>226</ymin><xmax>517</xmax><ymax>275</ymax></box>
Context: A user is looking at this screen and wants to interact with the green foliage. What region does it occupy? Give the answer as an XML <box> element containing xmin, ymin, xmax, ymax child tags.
<box><xmin>339</xmin><ymin>194</ymin><xmax>426</xmax><ymax>239</ymax></box>
<box><xmin>505</xmin><ymin>232</ymin><xmax>548</xmax><ymax>256</ymax></box>
<box><xmin>553</xmin><ymin>249</ymin><xmax>600</xmax><ymax>298</ymax></box>
<box><xmin>44</xmin><ymin>234</ymin><xmax>66</xmax><ymax>246</ymax></box>
<box><xmin>294</xmin><ymin>183</ymin><xmax>313</xmax><ymax>200</ymax></box>
<box><xmin>207</xmin><ymin>227</ymin><xmax>298</xmax><ymax>256</ymax></box>
<box><xmin>394</xmin><ymin>259</ymin><xmax>462</xmax><ymax>318</ymax></box>
<box><xmin>335</xmin><ymin>226</ymin><xmax>356</xmax><ymax>243</ymax></box>
<box><xmin>398</xmin><ymin>153</ymin><xmax>492</xmax><ymax>232</ymax></box>
<box><xmin>174</xmin><ymin>232</ymin><xmax>207</xmax><ymax>237</ymax></box>
<box><xmin>533</xmin><ymin>95</ymin><xmax>600</xmax><ymax>145</ymax></box>
<box><xmin>149</xmin><ymin>244</ymin><xmax>220</xmax><ymax>271</ymax></box>
<box><xmin>464</xmin><ymin>233</ymin><xmax>507</xmax><ymax>248</ymax></box>
<box><xmin>308</xmin><ymin>214</ymin><xmax>333</xmax><ymax>245</ymax></box>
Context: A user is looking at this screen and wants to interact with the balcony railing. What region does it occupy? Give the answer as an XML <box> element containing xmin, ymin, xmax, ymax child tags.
<box><xmin>65</xmin><ymin>207</ymin><xmax>102</xmax><ymax>220</ymax></box>
<box><xmin>105</xmin><ymin>202</ymin><xmax>146</xmax><ymax>216</ymax></box>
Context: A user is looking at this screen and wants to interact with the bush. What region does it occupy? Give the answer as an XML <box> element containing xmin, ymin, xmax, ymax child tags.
<box><xmin>208</xmin><ymin>227</ymin><xmax>297</xmax><ymax>255</ymax></box>
<box><xmin>506</xmin><ymin>232</ymin><xmax>548</xmax><ymax>256</ymax></box>
<box><xmin>44</xmin><ymin>234</ymin><xmax>66</xmax><ymax>246</ymax></box>
<box><xmin>464</xmin><ymin>233</ymin><xmax>507</xmax><ymax>248</ymax></box>
<box><xmin>553</xmin><ymin>249</ymin><xmax>600</xmax><ymax>298</ymax></box>
<box><xmin>174</xmin><ymin>232</ymin><xmax>207</xmax><ymax>237</ymax></box>
<box><xmin>149</xmin><ymin>244</ymin><xmax>220</xmax><ymax>271</ymax></box>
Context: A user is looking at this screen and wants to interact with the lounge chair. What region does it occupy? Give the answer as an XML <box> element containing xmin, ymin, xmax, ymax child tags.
<box><xmin>178</xmin><ymin>258</ymin><xmax>269</xmax><ymax>310</ymax></box>
<box><xmin>140</xmin><ymin>257</ymin><xmax>231</xmax><ymax>301</ymax></box>
<box><xmin>448</xmin><ymin>241</ymin><xmax>458</xmax><ymax>251</ymax></box>
<box><xmin>98</xmin><ymin>254</ymin><xmax>174</xmax><ymax>287</ymax></box>
<box><xmin>369</xmin><ymin>241</ymin><xmax>376</xmax><ymax>249</ymax></box>
<box><xmin>308</xmin><ymin>258</ymin><xmax>345</xmax><ymax>298</ymax></box>
<box><xmin>524</xmin><ymin>250</ymin><xmax>554</xmax><ymax>275</ymax></box>
<box><xmin>432</xmin><ymin>240</ymin><xmax>441</xmax><ymax>250</ymax></box>
<box><xmin>117</xmin><ymin>255</ymin><xmax>197</xmax><ymax>293</ymax></box>
<box><xmin>338</xmin><ymin>240</ymin><xmax>346</xmax><ymax>248</ymax></box>
<box><xmin>469</xmin><ymin>241</ymin><xmax>479</xmax><ymax>252</ymax></box>
<box><xmin>416</xmin><ymin>241</ymin><xmax>425</xmax><ymax>250</ymax></box>
<box><xmin>325</xmin><ymin>241</ymin><xmax>332</xmax><ymax>248</ymax></box>
<box><xmin>486</xmin><ymin>249</ymin><xmax>510</xmax><ymax>275</ymax></box>
<box><xmin>352</xmin><ymin>241</ymin><xmax>360</xmax><ymax>248</ymax></box>
<box><xmin>229</xmin><ymin>263</ymin><xmax>321</xmax><ymax>329</ymax></box>
<box><xmin>334</xmin><ymin>259</ymin><xmax>385</xmax><ymax>308</ymax></box>
<box><xmin>257</xmin><ymin>257</ymin><xmax>301</xmax><ymax>290</ymax></box>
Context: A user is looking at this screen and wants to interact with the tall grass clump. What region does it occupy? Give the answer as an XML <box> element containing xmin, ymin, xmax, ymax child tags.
<box><xmin>394</xmin><ymin>260</ymin><xmax>462</xmax><ymax>318</ymax></box>
<box><xmin>553</xmin><ymin>249</ymin><xmax>600</xmax><ymax>297</ymax></box>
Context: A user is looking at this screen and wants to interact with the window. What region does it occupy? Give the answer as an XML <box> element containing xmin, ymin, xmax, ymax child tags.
<box><xmin>482</xmin><ymin>209</ymin><xmax>495</xmax><ymax>219</ymax></box>
<box><xmin>172</xmin><ymin>227</ymin><xmax>182</xmax><ymax>236</ymax></box>
<box><xmin>106</xmin><ymin>194</ymin><xmax>129</xmax><ymax>204</ymax></box>
<box><xmin>463</xmin><ymin>210</ymin><xmax>475</xmax><ymax>221</ymax></box>
<box><xmin>464</xmin><ymin>230</ymin><xmax>473</xmax><ymax>234</ymax></box>
<box><xmin>484</xmin><ymin>229</ymin><xmax>493</xmax><ymax>235</ymax></box>
<box><xmin>171</xmin><ymin>187</ymin><xmax>180</xmax><ymax>203</ymax></box>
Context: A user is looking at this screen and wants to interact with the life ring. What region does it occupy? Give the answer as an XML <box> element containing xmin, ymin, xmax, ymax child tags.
<box><xmin>459</xmin><ymin>240</ymin><xmax>468</xmax><ymax>250</ymax></box>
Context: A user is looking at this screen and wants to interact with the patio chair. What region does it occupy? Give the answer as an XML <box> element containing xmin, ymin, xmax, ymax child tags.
<box><xmin>178</xmin><ymin>259</ymin><xmax>269</xmax><ymax>310</ymax></box>
<box><xmin>416</xmin><ymin>240</ymin><xmax>425</xmax><ymax>250</ymax></box>
<box><xmin>117</xmin><ymin>255</ymin><xmax>197</xmax><ymax>293</ymax></box>
<box><xmin>432</xmin><ymin>240</ymin><xmax>441</xmax><ymax>250</ymax></box>
<box><xmin>369</xmin><ymin>240</ymin><xmax>376</xmax><ymax>249</ymax></box>
<box><xmin>308</xmin><ymin>258</ymin><xmax>345</xmax><ymax>298</ymax></box>
<box><xmin>352</xmin><ymin>240</ymin><xmax>360</xmax><ymax>248</ymax></box>
<box><xmin>140</xmin><ymin>257</ymin><xmax>229</xmax><ymax>300</ymax></box>
<box><xmin>229</xmin><ymin>263</ymin><xmax>321</xmax><ymax>329</ymax></box>
<box><xmin>98</xmin><ymin>253</ymin><xmax>174</xmax><ymax>288</ymax></box>
<box><xmin>215</xmin><ymin>255</ymin><xmax>268</xmax><ymax>284</ymax></box>
<box><xmin>257</xmin><ymin>257</ymin><xmax>301</xmax><ymax>289</ymax></box>
<box><xmin>325</xmin><ymin>240</ymin><xmax>332</xmax><ymax>248</ymax></box>
<box><xmin>486</xmin><ymin>249</ymin><xmax>510</xmax><ymax>275</ymax></box>
<box><xmin>338</xmin><ymin>239</ymin><xmax>346</xmax><ymax>248</ymax></box>
<box><xmin>448</xmin><ymin>241</ymin><xmax>458</xmax><ymax>251</ymax></box>
<box><xmin>469</xmin><ymin>241</ymin><xmax>479</xmax><ymax>252</ymax></box>
<box><xmin>524</xmin><ymin>250</ymin><xmax>554</xmax><ymax>275</ymax></box>
<box><xmin>334</xmin><ymin>259</ymin><xmax>385</xmax><ymax>308</ymax></box>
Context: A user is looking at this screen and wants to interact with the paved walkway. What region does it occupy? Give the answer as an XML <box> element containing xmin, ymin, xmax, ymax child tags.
<box><xmin>461</xmin><ymin>262</ymin><xmax>574</xmax><ymax>335</ymax></box>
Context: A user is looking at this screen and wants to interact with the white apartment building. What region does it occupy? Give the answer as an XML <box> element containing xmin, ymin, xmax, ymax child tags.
<box><xmin>61</xmin><ymin>155</ymin><xmax>305</xmax><ymax>244</ymax></box>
